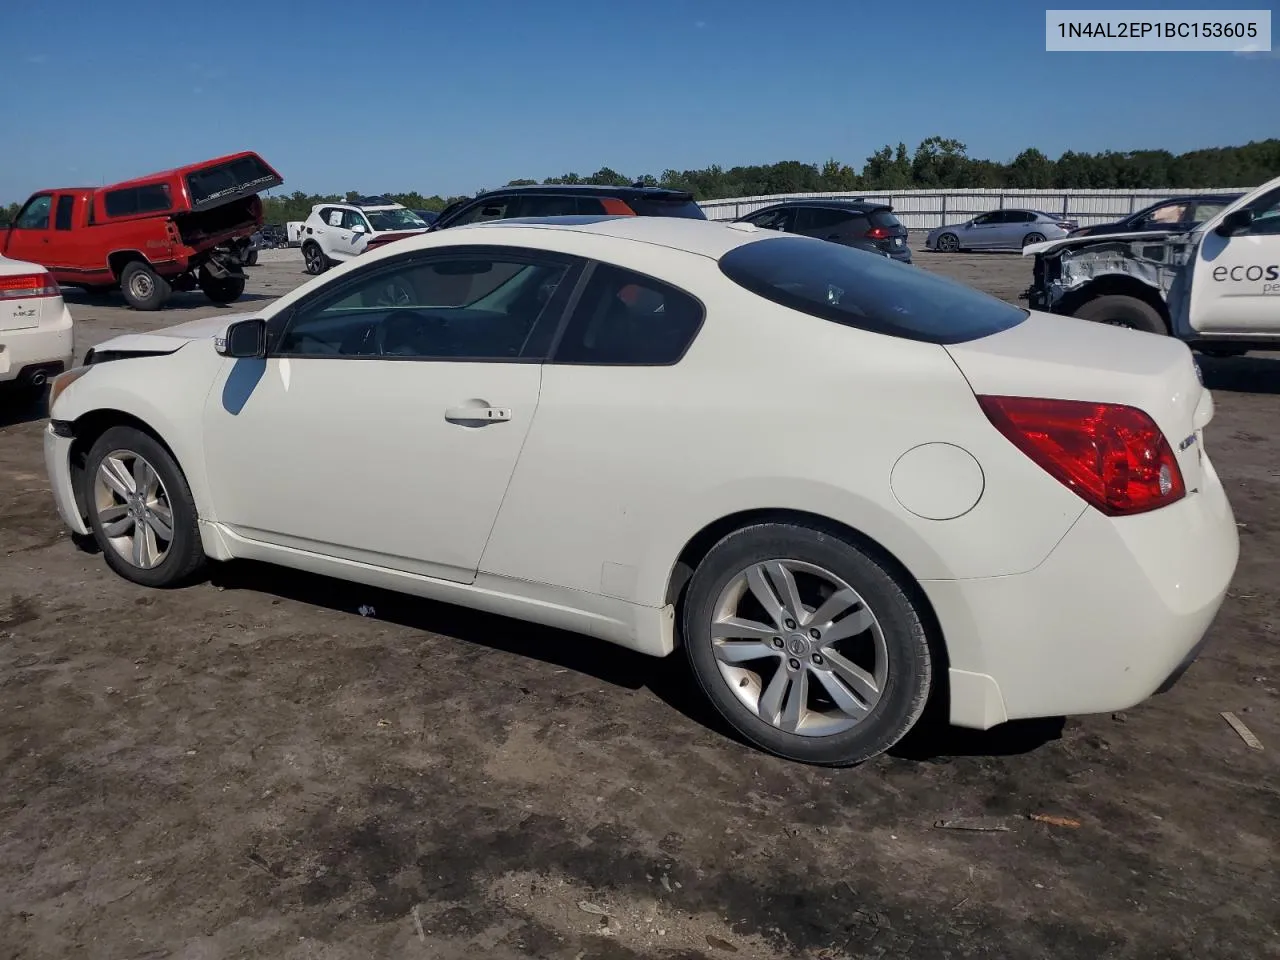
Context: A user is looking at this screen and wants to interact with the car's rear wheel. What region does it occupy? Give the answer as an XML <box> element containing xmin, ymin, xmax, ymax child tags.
<box><xmin>1022</xmin><ymin>232</ymin><xmax>1046</xmax><ymax>246</ymax></box>
<box><xmin>119</xmin><ymin>261</ymin><xmax>171</xmax><ymax>311</ymax></box>
<box><xmin>682</xmin><ymin>522</ymin><xmax>933</xmax><ymax>766</ymax></box>
<box><xmin>84</xmin><ymin>426</ymin><xmax>206</xmax><ymax>588</ymax></box>
<box><xmin>198</xmin><ymin>265</ymin><xmax>247</xmax><ymax>305</ymax></box>
<box><xmin>935</xmin><ymin>233</ymin><xmax>959</xmax><ymax>252</ymax></box>
<box><xmin>1074</xmin><ymin>294</ymin><xmax>1166</xmax><ymax>335</ymax></box>
<box><xmin>303</xmin><ymin>242</ymin><xmax>328</xmax><ymax>275</ymax></box>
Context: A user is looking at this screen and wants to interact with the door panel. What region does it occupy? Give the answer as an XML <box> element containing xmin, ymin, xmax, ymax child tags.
<box><xmin>201</xmin><ymin>245</ymin><xmax>581</xmax><ymax>581</ymax></box>
<box><xmin>4</xmin><ymin>194</ymin><xmax>53</xmax><ymax>264</ymax></box>
<box><xmin>1187</xmin><ymin>186</ymin><xmax>1280</xmax><ymax>336</ymax></box>
<box><xmin>203</xmin><ymin>356</ymin><xmax>542</xmax><ymax>581</ymax></box>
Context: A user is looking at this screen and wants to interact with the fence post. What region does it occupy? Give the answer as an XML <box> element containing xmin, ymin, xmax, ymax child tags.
<box><xmin>941</xmin><ymin>193</ymin><xmax>947</xmax><ymax>229</ymax></box>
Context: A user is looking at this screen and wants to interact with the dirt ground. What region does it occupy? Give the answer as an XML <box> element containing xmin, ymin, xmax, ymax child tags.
<box><xmin>1</xmin><ymin>242</ymin><xmax>1277</xmax><ymax>960</ymax></box>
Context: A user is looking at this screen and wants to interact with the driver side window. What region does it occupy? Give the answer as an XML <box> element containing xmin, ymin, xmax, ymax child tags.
<box><xmin>1244</xmin><ymin>187</ymin><xmax>1280</xmax><ymax>237</ymax></box>
<box><xmin>15</xmin><ymin>195</ymin><xmax>52</xmax><ymax>230</ymax></box>
<box><xmin>275</xmin><ymin>250</ymin><xmax>575</xmax><ymax>361</ymax></box>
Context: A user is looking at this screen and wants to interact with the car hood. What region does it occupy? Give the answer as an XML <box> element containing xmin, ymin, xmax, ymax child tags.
<box><xmin>88</xmin><ymin>311</ymin><xmax>259</xmax><ymax>356</ymax></box>
<box><xmin>1022</xmin><ymin>229</ymin><xmax>1188</xmax><ymax>257</ymax></box>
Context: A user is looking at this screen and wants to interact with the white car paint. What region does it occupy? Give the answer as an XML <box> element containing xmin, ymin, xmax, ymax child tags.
<box><xmin>301</xmin><ymin>202</ymin><xmax>430</xmax><ymax>266</ymax></box>
<box><xmin>44</xmin><ymin>217</ymin><xmax>1239</xmax><ymax>740</ymax></box>
<box><xmin>0</xmin><ymin>254</ymin><xmax>73</xmax><ymax>386</ymax></box>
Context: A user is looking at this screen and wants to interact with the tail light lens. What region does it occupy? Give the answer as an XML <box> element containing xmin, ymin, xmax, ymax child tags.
<box><xmin>0</xmin><ymin>271</ymin><xmax>59</xmax><ymax>299</ymax></box>
<box><xmin>978</xmin><ymin>395</ymin><xmax>1185</xmax><ymax>516</ymax></box>
<box><xmin>865</xmin><ymin>226</ymin><xmax>893</xmax><ymax>240</ymax></box>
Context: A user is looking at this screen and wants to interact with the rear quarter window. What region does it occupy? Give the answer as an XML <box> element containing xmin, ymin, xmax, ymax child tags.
<box><xmin>719</xmin><ymin>235</ymin><xmax>1027</xmax><ymax>345</ymax></box>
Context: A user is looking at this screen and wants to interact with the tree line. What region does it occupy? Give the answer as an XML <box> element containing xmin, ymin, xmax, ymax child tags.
<box><xmin>4</xmin><ymin>138</ymin><xmax>1277</xmax><ymax>227</ymax></box>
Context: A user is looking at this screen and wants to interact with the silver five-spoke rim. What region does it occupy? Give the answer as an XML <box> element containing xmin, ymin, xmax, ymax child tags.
<box><xmin>710</xmin><ymin>559</ymin><xmax>889</xmax><ymax>737</ymax></box>
<box><xmin>93</xmin><ymin>450</ymin><xmax>175</xmax><ymax>570</ymax></box>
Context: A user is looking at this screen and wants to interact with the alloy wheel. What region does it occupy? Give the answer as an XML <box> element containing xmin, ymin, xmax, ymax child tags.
<box><xmin>709</xmin><ymin>559</ymin><xmax>889</xmax><ymax>737</ymax></box>
<box><xmin>93</xmin><ymin>450</ymin><xmax>175</xmax><ymax>570</ymax></box>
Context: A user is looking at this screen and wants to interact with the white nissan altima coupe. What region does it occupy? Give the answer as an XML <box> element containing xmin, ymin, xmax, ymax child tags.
<box><xmin>43</xmin><ymin>215</ymin><xmax>1239</xmax><ymax>766</ymax></box>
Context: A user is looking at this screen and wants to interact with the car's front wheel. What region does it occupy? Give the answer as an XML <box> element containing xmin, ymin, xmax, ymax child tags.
<box><xmin>84</xmin><ymin>426</ymin><xmax>206</xmax><ymax>588</ymax></box>
<box><xmin>935</xmin><ymin>232</ymin><xmax>959</xmax><ymax>253</ymax></box>
<box><xmin>682</xmin><ymin>521</ymin><xmax>933</xmax><ymax>766</ymax></box>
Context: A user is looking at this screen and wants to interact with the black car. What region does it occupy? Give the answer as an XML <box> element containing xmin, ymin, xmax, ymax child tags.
<box><xmin>430</xmin><ymin>183</ymin><xmax>706</xmax><ymax>231</ymax></box>
<box><xmin>733</xmin><ymin>200</ymin><xmax>912</xmax><ymax>263</ymax></box>
<box><xmin>1068</xmin><ymin>193</ymin><xmax>1244</xmax><ymax>238</ymax></box>
<box><xmin>412</xmin><ymin>209</ymin><xmax>440</xmax><ymax>226</ymax></box>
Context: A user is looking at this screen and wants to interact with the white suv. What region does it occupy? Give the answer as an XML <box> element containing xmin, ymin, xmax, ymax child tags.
<box><xmin>300</xmin><ymin>197</ymin><xmax>431</xmax><ymax>274</ymax></box>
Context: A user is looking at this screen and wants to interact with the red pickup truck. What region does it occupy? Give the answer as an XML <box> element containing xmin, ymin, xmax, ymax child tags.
<box><xmin>1</xmin><ymin>151</ymin><xmax>283</xmax><ymax>311</ymax></box>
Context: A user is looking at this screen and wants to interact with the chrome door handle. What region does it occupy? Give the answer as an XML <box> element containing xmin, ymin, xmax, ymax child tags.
<box><xmin>445</xmin><ymin>404</ymin><xmax>511</xmax><ymax>425</ymax></box>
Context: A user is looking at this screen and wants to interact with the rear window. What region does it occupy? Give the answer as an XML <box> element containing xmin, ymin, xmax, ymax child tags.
<box><xmin>626</xmin><ymin>196</ymin><xmax>707</xmax><ymax>220</ymax></box>
<box><xmin>869</xmin><ymin>209</ymin><xmax>902</xmax><ymax>228</ymax></box>
<box><xmin>104</xmin><ymin>184</ymin><xmax>172</xmax><ymax>218</ymax></box>
<box><xmin>719</xmin><ymin>235</ymin><xmax>1027</xmax><ymax>345</ymax></box>
<box><xmin>186</xmin><ymin>155</ymin><xmax>280</xmax><ymax>208</ymax></box>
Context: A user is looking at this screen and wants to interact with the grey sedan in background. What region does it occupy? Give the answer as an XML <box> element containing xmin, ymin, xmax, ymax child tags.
<box><xmin>926</xmin><ymin>209</ymin><xmax>1077</xmax><ymax>252</ymax></box>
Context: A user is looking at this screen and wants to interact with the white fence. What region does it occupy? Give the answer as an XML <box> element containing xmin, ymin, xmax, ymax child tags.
<box><xmin>698</xmin><ymin>188</ymin><xmax>1251</xmax><ymax>230</ymax></box>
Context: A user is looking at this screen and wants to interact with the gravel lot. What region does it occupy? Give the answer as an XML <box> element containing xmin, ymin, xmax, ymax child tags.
<box><xmin>2</xmin><ymin>243</ymin><xmax>1277</xmax><ymax>960</ymax></box>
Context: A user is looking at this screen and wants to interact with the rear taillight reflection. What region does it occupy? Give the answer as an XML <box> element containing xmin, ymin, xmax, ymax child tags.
<box><xmin>978</xmin><ymin>395</ymin><xmax>1186</xmax><ymax>516</ymax></box>
<box><xmin>865</xmin><ymin>226</ymin><xmax>893</xmax><ymax>240</ymax></box>
<box><xmin>0</xmin><ymin>272</ymin><xmax>59</xmax><ymax>299</ymax></box>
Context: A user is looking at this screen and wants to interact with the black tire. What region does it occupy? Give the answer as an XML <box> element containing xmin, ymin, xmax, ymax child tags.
<box><xmin>303</xmin><ymin>242</ymin><xmax>328</xmax><ymax>275</ymax></box>
<box><xmin>1022</xmin><ymin>232</ymin><xmax>1046</xmax><ymax>247</ymax></box>
<box><xmin>119</xmin><ymin>261</ymin><xmax>171</xmax><ymax>311</ymax></box>
<box><xmin>935</xmin><ymin>232</ymin><xmax>960</xmax><ymax>253</ymax></box>
<box><xmin>198</xmin><ymin>265</ymin><xmax>247</xmax><ymax>305</ymax></box>
<box><xmin>682</xmin><ymin>521</ymin><xmax>933</xmax><ymax>766</ymax></box>
<box><xmin>244</xmin><ymin>249</ymin><xmax>259</xmax><ymax>267</ymax></box>
<box><xmin>83</xmin><ymin>426</ymin><xmax>206</xmax><ymax>588</ymax></box>
<box><xmin>1074</xmin><ymin>294</ymin><xmax>1166</xmax><ymax>335</ymax></box>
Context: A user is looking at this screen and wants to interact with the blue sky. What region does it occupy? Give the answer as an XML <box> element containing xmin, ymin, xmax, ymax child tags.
<box><xmin>4</xmin><ymin>0</ymin><xmax>1276</xmax><ymax>202</ymax></box>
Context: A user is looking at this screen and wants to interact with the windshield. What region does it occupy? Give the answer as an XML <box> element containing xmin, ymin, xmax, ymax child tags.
<box><xmin>365</xmin><ymin>208</ymin><xmax>428</xmax><ymax>231</ymax></box>
<box><xmin>719</xmin><ymin>235</ymin><xmax>1027</xmax><ymax>345</ymax></box>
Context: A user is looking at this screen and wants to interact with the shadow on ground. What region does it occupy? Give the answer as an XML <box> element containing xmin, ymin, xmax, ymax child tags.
<box><xmin>208</xmin><ymin>559</ymin><xmax>1063</xmax><ymax>764</ymax></box>
<box><xmin>1196</xmin><ymin>353</ymin><xmax>1280</xmax><ymax>395</ymax></box>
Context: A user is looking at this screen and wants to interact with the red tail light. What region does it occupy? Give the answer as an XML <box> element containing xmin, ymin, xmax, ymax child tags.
<box><xmin>978</xmin><ymin>395</ymin><xmax>1185</xmax><ymax>516</ymax></box>
<box><xmin>865</xmin><ymin>226</ymin><xmax>893</xmax><ymax>240</ymax></box>
<box><xmin>0</xmin><ymin>271</ymin><xmax>59</xmax><ymax>299</ymax></box>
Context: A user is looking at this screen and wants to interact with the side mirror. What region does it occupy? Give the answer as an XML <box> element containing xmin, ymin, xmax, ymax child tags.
<box><xmin>352</xmin><ymin>223</ymin><xmax>367</xmax><ymax>234</ymax></box>
<box><xmin>1215</xmin><ymin>208</ymin><xmax>1252</xmax><ymax>238</ymax></box>
<box><xmin>216</xmin><ymin>318</ymin><xmax>267</xmax><ymax>358</ymax></box>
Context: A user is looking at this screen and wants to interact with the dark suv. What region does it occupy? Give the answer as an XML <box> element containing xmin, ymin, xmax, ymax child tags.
<box><xmin>432</xmin><ymin>183</ymin><xmax>706</xmax><ymax>230</ymax></box>
<box><xmin>734</xmin><ymin>200</ymin><xmax>912</xmax><ymax>263</ymax></box>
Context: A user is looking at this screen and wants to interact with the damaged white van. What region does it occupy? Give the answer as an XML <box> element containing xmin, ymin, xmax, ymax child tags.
<box><xmin>1024</xmin><ymin>175</ymin><xmax>1280</xmax><ymax>357</ymax></box>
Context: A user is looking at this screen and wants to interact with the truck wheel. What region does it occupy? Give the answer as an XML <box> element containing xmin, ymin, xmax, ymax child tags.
<box><xmin>198</xmin><ymin>266</ymin><xmax>247</xmax><ymax>305</ymax></box>
<box><xmin>1074</xmin><ymin>295</ymin><xmax>1166</xmax><ymax>335</ymax></box>
<box><xmin>119</xmin><ymin>261</ymin><xmax>171</xmax><ymax>311</ymax></box>
<box><xmin>303</xmin><ymin>242</ymin><xmax>328</xmax><ymax>275</ymax></box>
<box><xmin>244</xmin><ymin>250</ymin><xmax>259</xmax><ymax>267</ymax></box>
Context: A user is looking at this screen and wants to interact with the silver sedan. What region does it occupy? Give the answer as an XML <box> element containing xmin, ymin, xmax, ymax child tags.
<box><xmin>926</xmin><ymin>209</ymin><xmax>1076</xmax><ymax>252</ymax></box>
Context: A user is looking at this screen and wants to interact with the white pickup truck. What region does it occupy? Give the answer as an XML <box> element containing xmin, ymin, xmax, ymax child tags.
<box><xmin>1023</xmin><ymin>174</ymin><xmax>1280</xmax><ymax>357</ymax></box>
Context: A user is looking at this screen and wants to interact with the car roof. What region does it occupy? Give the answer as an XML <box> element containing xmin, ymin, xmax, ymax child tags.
<box><xmin>405</xmin><ymin>214</ymin><xmax>767</xmax><ymax>259</ymax></box>
<box><xmin>476</xmin><ymin>183</ymin><xmax>697</xmax><ymax>201</ymax></box>
<box><xmin>752</xmin><ymin>199</ymin><xmax>891</xmax><ymax>213</ymax></box>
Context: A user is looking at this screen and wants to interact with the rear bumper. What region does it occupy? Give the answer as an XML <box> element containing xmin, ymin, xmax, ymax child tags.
<box><xmin>0</xmin><ymin>306</ymin><xmax>74</xmax><ymax>384</ymax></box>
<box><xmin>926</xmin><ymin>450</ymin><xmax>1239</xmax><ymax>728</ymax></box>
